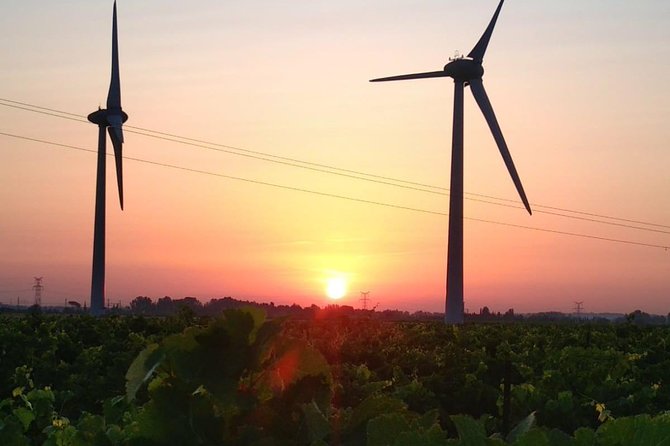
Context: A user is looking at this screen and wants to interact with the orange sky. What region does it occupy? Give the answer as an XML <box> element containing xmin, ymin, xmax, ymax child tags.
<box><xmin>1</xmin><ymin>1</ymin><xmax>669</xmax><ymax>314</ymax></box>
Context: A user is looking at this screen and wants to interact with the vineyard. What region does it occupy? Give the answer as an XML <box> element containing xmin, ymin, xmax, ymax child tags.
<box><xmin>2</xmin><ymin>308</ymin><xmax>670</xmax><ymax>445</ymax></box>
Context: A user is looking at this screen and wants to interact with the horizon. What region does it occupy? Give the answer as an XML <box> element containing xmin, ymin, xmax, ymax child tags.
<box><xmin>1</xmin><ymin>0</ymin><xmax>668</xmax><ymax>316</ymax></box>
<box><xmin>2</xmin><ymin>293</ymin><xmax>663</xmax><ymax>318</ymax></box>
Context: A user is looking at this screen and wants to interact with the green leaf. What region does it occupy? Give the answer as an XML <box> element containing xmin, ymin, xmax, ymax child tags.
<box><xmin>395</xmin><ymin>429</ymin><xmax>449</xmax><ymax>446</ymax></box>
<box><xmin>596</xmin><ymin>416</ymin><xmax>635</xmax><ymax>444</ymax></box>
<box><xmin>256</xmin><ymin>341</ymin><xmax>332</xmax><ymax>400</ymax></box>
<box><xmin>102</xmin><ymin>395</ymin><xmax>128</xmax><ymax>426</ymax></box>
<box><xmin>0</xmin><ymin>416</ymin><xmax>31</xmax><ymax>446</ymax></box>
<box><xmin>125</xmin><ymin>343</ymin><xmax>162</xmax><ymax>401</ymax></box>
<box><xmin>573</xmin><ymin>427</ymin><xmax>595</xmax><ymax>446</ymax></box>
<box><xmin>416</xmin><ymin>409</ymin><xmax>440</xmax><ymax>430</ymax></box>
<box><xmin>292</xmin><ymin>343</ymin><xmax>332</xmax><ymax>383</ymax></box>
<box><xmin>12</xmin><ymin>407</ymin><xmax>35</xmax><ymax>432</ymax></box>
<box><xmin>547</xmin><ymin>429</ymin><xmax>575</xmax><ymax>446</ymax></box>
<box><xmin>506</xmin><ymin>412</ymin><xmax>536</xmax><ymax>443</ymax></box>
<box><xmin>598</xmin><ymin>414</ymin><xmax>670</xmax><ymax>446</ymax></box>
<box><xmin>634</xmin><ymin>414</ymin><xmax>670</xmax><ymax>445</ymax></box>
<box><xmin>511</xmin><ymin>428</ymin><xmax>550</xmax><ymax>446</ymax></box>
<box><xmin>367</xmin><ymin>413</ymin><xmax>411</xmax><ymax>446</ymax></box>
<box><xmin>0</xmin><ymin>398</ymin><xmax>12</xmax><ymax>411</ymax></box>
<box><xmin>451</xmin><ymin>415</ymin><xmax>488</xmax><ymax>445</ymax></box>
<box><xmin>25</xmin><ymin>388</ymin><xmax>55</xmax><ymax>420</ymax></box>
<box><xmin>346</xmin><ymin>396</ymin><xmax>406</xmax><ymax>432</ymax></box>
<box><xmin>302</xmin><ymin>401</ymin><xmax>331</xmax><ymax>442</ymax></box>
<box><xmin>217</xmin><ymin>308</ymin><xmax>256</xmax><ymax>346</ymax></box>
<box><xmin>105</xmin><ymin>424</ymin><xmax>125</xmax><ymax>444</ymax></box>
<box><xmin>74</xmin><ymin>413</ymin><xmax>106</xmax><ymax>443</ymax></box>
<box><xmin>237</xmin><ymin>306</ymin><xmax>266</xmax><ymax>343</ymax></box>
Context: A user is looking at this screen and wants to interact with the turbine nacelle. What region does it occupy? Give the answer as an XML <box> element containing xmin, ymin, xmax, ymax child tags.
<box><xmin>443</xmin><ymin>58</ymin><xmax>484</xmax><ymax>82</ymax></box>
<box><xmin>87</xmin><ymin>108</ymin><xmax>128</xmax><ymax>127</ymax></box>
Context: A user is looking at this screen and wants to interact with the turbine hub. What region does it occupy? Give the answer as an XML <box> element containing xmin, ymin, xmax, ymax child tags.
<box><xmin>444</xmin><ymin>59</ymin><xmax>484</xmax><ymax>81</ymax></box>
<box><xmin>87</xmin><ymin>108</ymin><xmax>128</xmax><ymax>126</ymax></box>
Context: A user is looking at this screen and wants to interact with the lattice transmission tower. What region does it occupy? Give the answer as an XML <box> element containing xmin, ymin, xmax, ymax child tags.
<box><xmin>360</xmin><ymin>291</ymin><xmax>370</xmax><ymax>310</ymax></box>
<box><xmin>33</xmin><ymin>277</ymin><xmax>43</xmax><ymax>306</ymax></box>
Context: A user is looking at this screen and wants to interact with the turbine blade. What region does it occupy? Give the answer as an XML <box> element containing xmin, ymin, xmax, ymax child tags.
<box><xmin>108</xmin><ymin>126</ymin><xmax>124</xmax><ymax>210</ymax></box>
<box><xmin>107</xmin><ymin>114</ymin><xmax>124</xmax><ymax>143</ymax></box>
<box><xmin>370</xmin><ymin>71</ymin><xmax>449</xmax><ymax>82</ymax></box>
<box><xmin>106</xmin><ymin>1</ymin><xmax>121</xmax><ymax>110</ymax></box>
<box><xmin>467</xmin><ymin>0</ymin><xmax>505</xmax><ymax>63</ymax></box>
<box><xmin>469</xmin><ymin>78</ymin><xmax>531</xmax><ymax>214</ymax></box>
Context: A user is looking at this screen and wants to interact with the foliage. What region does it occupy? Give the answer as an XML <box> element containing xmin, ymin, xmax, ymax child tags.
<box><xmin>0</xmin><ymin>370</ymin><xmax>135</xmax><ymax>446</ymax></box>
<box><xmin>3</xmin><ymin>313</ymin><xmax>670</xmax><ymax>444</ymax></box>
<box><xmin>0</xmin><ymin>313</ymin><xmax>191</xmax><ymax>419</ymax></box>
<box><xmin>125</xmin><ymin>307</ymin><xmax>333</xmax><ymax>444</ymax></box>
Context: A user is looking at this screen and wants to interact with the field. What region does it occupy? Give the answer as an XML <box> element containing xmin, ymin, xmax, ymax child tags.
<box><xmin>2</xmin><ymin>308</ymin><xmax>670</xmax><ymax>445</ymax></box>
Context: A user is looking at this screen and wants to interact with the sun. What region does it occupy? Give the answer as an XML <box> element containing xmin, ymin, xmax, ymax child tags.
<box><xmin>325</xmin><ymin>277</ymin><xmax>347</xmax><ymax>300</ymax></box>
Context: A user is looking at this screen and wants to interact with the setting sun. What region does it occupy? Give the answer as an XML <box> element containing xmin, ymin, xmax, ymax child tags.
<box><xmin>325</xmin><ymin>277</ymin><xmax>347</xmax><ymax>300</ymax></box>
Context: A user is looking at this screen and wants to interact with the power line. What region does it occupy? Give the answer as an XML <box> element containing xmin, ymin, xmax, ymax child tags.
<box><xmin>128</xmin><ymin>126</ymin><xmax>670</xmax><ymax>235</ymax></box>
<box><xmin>0</xmin><ymin>98</ymin><xmax>445</xmax><ymax>188</ymax></box>
<box><xmin>0</xmin><ymin>131</ymin><xmax>445</xmax><ymax>215</ymax></box>
<box><xmin>1</xmin><ymin>130</ymin><xmax>668</xmax><ymax>252</ymax></box>
<box><xmin>2</xmin><ymin>97</ymin><xmax>669</xmax><ymax>232</ymax></box>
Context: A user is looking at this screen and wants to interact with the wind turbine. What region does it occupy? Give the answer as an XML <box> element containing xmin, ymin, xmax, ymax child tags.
<box><xmin>370</xmin><ymin>0</ymin><xmax>531</xmax><ymax>324</ymax></box>
<box><xmin>87</xmin><ymin>1</ymin><xmax>128</xmax><ymax>315</ymax></box>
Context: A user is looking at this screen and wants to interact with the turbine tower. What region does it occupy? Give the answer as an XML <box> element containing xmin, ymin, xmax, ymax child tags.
<box><xmin>370</xmin><ymin>0</ymin><xmax>531</xmax><ymax>324</ymax></box>
<box><xmin>88</xmin><ymin>1</ymin><xmax>128</xmax><ymax>315</ymax></box>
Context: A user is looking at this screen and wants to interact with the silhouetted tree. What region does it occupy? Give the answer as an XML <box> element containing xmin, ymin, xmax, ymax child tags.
<box><xmin>130</xmin><ymin>296</ymin><xmax>153</xmax><ymax>315</ymax></box>
<box><xmin>156</xmin><ymin>296</ymin><xmax>174</xmax><ymax>315</ymax></box>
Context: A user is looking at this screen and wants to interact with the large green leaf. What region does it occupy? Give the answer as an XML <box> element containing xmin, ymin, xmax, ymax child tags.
<box><xmin>235</xmin><ymin>306</ymin><xmax>266</xmax><ymax>343</ymax></box>
<box><xmin>11</xmin><ymin>407</ymin><xmax>34</xmax><ymax>432</ymax></box>
<box><xmin>596</xmin><ymin>416</ymin><xmax>636</xmax><ymax>445</ymax></box>
<box><xmin>451</xmin><ymin>415</ymin><xmax>487</xmax><ymax>445</ymax></box>
<box><xmin>255</xmin><ymin>340</ymin><xmax>332</xmax><ymax>401</ymax></box>
<box><xmin>125</xmin><ymin>343</ymin><xmax>162</xmax><ymax>401</ymax></box>
<box><xmin>633</xmin><ymin>414</ymin><xmax>670</xmax><ymax>446</ymax></box>
<box><xmin>597</xmin><ymin>415</ymin><xmax>670</xmax><ymax>446</ymax></box>
<box><xmin>506</xmin><ymin>412</ymin><xmax>535</xmax><ymax>443</ymax></box>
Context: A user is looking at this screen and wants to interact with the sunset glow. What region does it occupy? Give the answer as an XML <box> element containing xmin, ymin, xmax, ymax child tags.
<box><xmin>0</xmin><ymin>1</ymin><xmax>668</xmax><ymax>315</ymax></box>
<box><xmin>325</xmin><ymin>277</ymin><xmax>347</xmax><ymax>300</ymax></box>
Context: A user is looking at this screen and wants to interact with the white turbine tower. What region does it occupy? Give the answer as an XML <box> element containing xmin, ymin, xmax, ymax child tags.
<box><xmin>88</xmin><ymin>1</ymin><xmax>128</xmax><ymax>315</ymax></box>
<box><xmin>370</xmin><ymin>0</ymin><xmax>531</xmax><ymax>324</ymax></box>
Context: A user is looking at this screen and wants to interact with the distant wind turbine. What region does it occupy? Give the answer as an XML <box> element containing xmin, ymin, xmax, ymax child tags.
<box><xmin>87</xmin><ymin>1</ymin><xmax>128</xmax><ymax>315</ymax></box>
<box><xmin>370</xmin><ymin>0</ymin><xmax>531</xmax><ymax>324</ymax></box>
